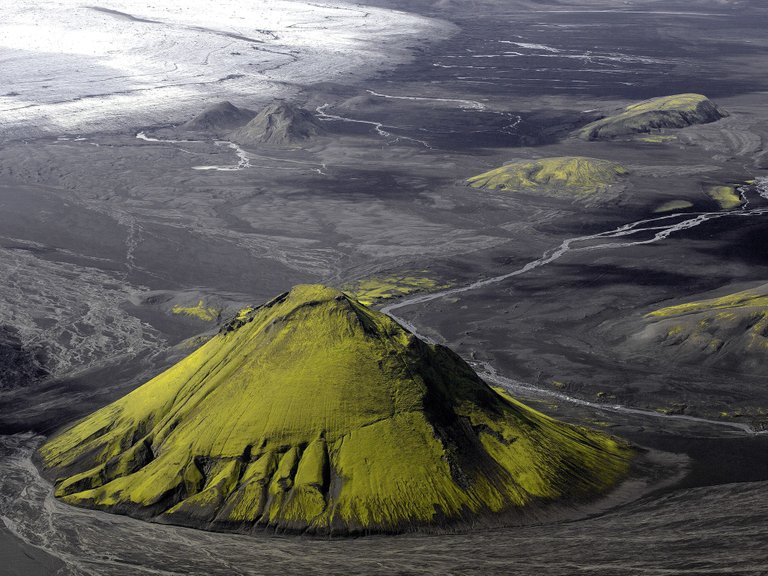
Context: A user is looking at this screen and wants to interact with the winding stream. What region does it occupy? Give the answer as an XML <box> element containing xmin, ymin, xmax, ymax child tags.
<box><xmin>315</xmin><ymin>103</ymin><xmax>433</xmax><ymax>149</ymax></box>
<box><xmin>382</xmin><ymin>179</ymin><xmax>768</xmax><ymax>434</ymax></box>
<box><xmin>136</xmin><ymin>131</ymin><xmax>251</xmax><ymax>171</ymax></box>
<box><xmin>364</xmin><ymin>89</ymin><xmax>523</xmax><ymax>134</ymax></box>
<box><xmin>317</xmin><ymin>90</ymin><xmax>523</xmax><ymax>145</ymax></box>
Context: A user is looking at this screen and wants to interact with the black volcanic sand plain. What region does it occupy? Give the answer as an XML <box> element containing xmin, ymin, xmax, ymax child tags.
<box><xmin>3</xmin><ymin>0</ymin><xmax>768</xmax><ymax>573</ymax></box>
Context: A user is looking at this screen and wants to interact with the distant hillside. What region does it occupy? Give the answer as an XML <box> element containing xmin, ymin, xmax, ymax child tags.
<box><xmin>41</xmin><ymin>285</ymin><xmax>631</xmax><ymax>535</ymax></box>
<box><xmin>230</xmin><ymin>101</ymin><xmax>325</xmax><ymax>146</ymax></box>
<box><xmin>630</xmin><ymin>283</ymin><xmax>768</xmax><ymax>373</ymax></box>
<box><xmin>467</xmin><ymin>157</ymin><xmax>629</xmax><ymax>202</ymax></box>
<box><xmin>180</xmin><ymin>101</ymin><xmax>255</xmax><ymax>133</ymax></box>
<box><xmin>577</xmin><ymin>94</ymin><xmax>727</xmax><ymax>140</ymax></box>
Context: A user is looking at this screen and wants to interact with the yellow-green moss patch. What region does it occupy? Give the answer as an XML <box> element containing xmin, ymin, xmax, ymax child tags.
<box><xmin>637</xmin><ymin>135</ymin><xmax>678</xmax><ymax>143</ymax></box>
<box><xmin>654</xmin><ymin>200</ymin><xmax>694</xmax><ymax>213</ymax></box>
<box><xmin>42</xmin><ymin>284</ymin><xmax>631</xmax><ymax>534</ymax></box>
<box><xmin>171</xmin><ymin>299</ymin><xmax>221</xmax><ymax>322</ymax></box>
<box><xmin>649</xmin><ymin>288</ymin><xmax>768</xmax><ymax>319</ymax></box>
<box><xmin>705</xmin><ymin>185</ymin><xmax>743</xmax><ymax>210</ymax></box>
<box><xmin>343</xmin><ymin>274</ymin><xmax>449</xmax><ymax>306</ymax></box>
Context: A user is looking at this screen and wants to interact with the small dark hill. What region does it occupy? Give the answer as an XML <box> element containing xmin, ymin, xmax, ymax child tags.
<box><xmin>180</xmin><ymin>101</ymin><xmax>255</xmax><ymax>133</ymax></box>
<box><xmin>230</xmin><ymin>100</ymin><xmax>325</xmax><ymax>146</ymax></box>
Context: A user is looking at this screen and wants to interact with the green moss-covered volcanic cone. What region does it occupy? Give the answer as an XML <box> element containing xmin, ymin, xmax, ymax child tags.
<box><xmin>41</xmin><ymin>285</ymin><xmax>631</xmax><ymax>534</ymax></box>
<box><xmin>577</xmin><ymin>93</ymin><xmax>727</xmax><ymax>140</ymax></box>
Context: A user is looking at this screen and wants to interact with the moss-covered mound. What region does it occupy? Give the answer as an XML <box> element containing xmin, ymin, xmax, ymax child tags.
<box><xmin>467</xmin><ymin>156</ymin><xmax>628</xmax><ymax>201</ymax></box>
<box><xmin>41</xmin><ymin>285</ymin><xmax>631</xmax><ymax>535</ymax></box>
<box><xmin>577</xmin><ymin>94</ymin><xmax>727</xmax><ymax>140</ymax></box>
<box><xmin>635</xmin><ymin>283</ymin><xmax>768</xmax><ymax>371</ymax></box>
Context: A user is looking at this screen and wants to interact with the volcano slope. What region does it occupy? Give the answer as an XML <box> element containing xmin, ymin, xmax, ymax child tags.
<box><xmin>40</xmin><ymin>285</ymin><xmax>631</xmax><ymax>535</ymax></box>
<box><xmin>577</xmin><ymin>94</ymin><xmax>728</xmax><ymax>140</ymax></box>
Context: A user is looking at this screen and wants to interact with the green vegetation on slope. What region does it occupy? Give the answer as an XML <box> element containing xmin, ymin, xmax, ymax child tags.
<box><xmin>642</xmin><ymin>284</ymin><xmax>768</xmax><ymax>360</ymax></box>
<box><xmin>171</xmin><ymin>300</ymin><xmax>221</xmax><ymax>322</ymax></box>
<box><xmin>41</xmin><ymin>285</ymin><xmax>631</xmax><ymax>534</ymax></box>
<box><xmin>577</xmin><ymin>94</ymin><xmax>727</xmax><ymax>140</ymax></box>
<box><xmin>705</xmin><ymin>185</ymin><xmax>744</xmax><ymax>210</ymax></box>
<box><xmin>467</xmin><ymin>157</ymin><xmax>628</xmax><ymax>201</ymax></box>
<box><xmin>649</xmin><ymin>288</ymin><xmax>768</xmax><ymax>319</ymax></box>
<box><xmin>343</xmin><ymin>274</ymin><xmax>449</xmax><ymax>306</ymax></box>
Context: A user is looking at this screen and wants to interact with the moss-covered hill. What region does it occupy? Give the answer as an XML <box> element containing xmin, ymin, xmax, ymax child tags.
<box><xmin>634</xmin><ymin>283</ymin><xmax>768</xmax><ymax>372</ymax></box>
<box><xmin>41</xmin><ymin>285</ymin><xmax>631</xmax><ymax>535</ymax></box>
<box><xmin>467</xmin><ymin>156</ymin><xmax>628</xmax><ymax>201</ymax></box>
<box><xmin>577</xmin><ymin>94</ymin><xmax>727</xmax><ymax>140</ymax></box>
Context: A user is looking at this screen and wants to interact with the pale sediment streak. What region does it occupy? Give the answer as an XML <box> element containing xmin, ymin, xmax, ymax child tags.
<box><xmin>498</xmin><ymin>41</ymin><xmax>562</xmax><ymax>53</ymax></box>
<box><xmin>365</xmin><ymin>89</ymin><xmax>486</xmax><ymax>110</ymax></box>
<box><xmin>136</xmin><ymin>132</ymin><xmax>195</xmax><ymax>144</ymax></box>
